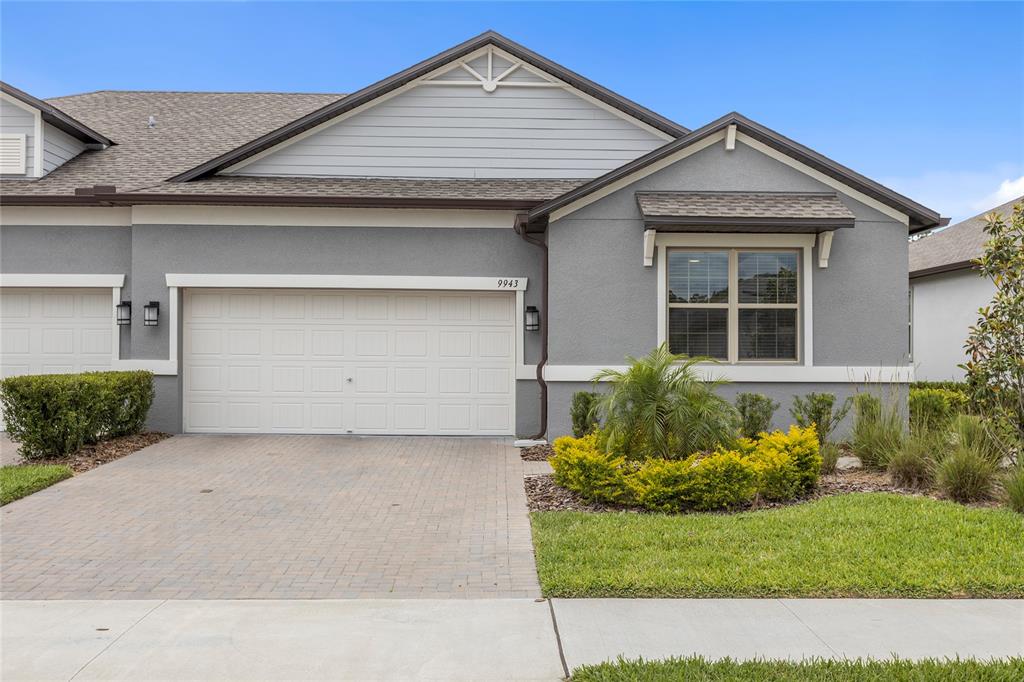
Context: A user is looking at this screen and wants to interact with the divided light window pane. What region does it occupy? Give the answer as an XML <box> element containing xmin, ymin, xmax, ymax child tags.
<box><xmin>738</xmin><ymin>252</ymin><xmax>798</xmax><ymax>304</ymax></box>
<box><xmin>669</xmin><ymin>308</ymin><xmax>728</xmax><ymax>360</ymax></box>
<box><xmin>738</xmin><ymin>309</ymin><xmax>797</xmax><ymax>360</ymax></box>
<box><xmin>668</xmin><ymin>251</ymin><xmax>729</xmax><ymax>303</ymax></box>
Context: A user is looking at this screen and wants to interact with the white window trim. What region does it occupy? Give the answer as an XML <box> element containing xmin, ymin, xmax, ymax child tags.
<box><xmin>655</xmin><ymin>233</ymin><xmax>815</xmax><ymax>368</ymax></box>
<box><xmin>543</xmin><ymin>364</ymin><xmax>914</xmax><ymax>383</ymax></box>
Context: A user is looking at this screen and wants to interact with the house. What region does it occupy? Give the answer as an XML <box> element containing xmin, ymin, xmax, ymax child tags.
<box><xmin>910</xmin><ymin>197</ymin><xmax>1019</xmax><ymax>381</ymax></box>
<box><xmin>0</xmin><ymin>31</ymin><xmax>943</xmax><ymax>439</ymax></box>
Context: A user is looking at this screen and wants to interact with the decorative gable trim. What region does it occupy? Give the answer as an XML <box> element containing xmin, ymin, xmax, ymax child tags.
<box><xmin>169</xmin><ymin>31</ymin><xmax>687</xmax><ymax>182</ymax></box>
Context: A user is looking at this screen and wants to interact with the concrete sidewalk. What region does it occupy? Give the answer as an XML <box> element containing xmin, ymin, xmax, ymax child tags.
<box><xmin>3</xmin><ymin>598</ymin><xmax>1022</xmax><ymax>681</ymax></box>
<box><xmin>554</xmin><ymin>599</ymin><xmax>1024</xmax><ymax>670</ymax></box>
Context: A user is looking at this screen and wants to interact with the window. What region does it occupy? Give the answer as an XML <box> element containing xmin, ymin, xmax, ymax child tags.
<box><xmin>667</xmin><ymin>248</ymin><xmax>799</xmax><ymax>362</ymax></box>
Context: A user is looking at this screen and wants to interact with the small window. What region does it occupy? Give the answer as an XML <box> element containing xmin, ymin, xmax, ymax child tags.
<box><xmin>667</xmin><ymin>248</ymin><xmax>800</xmax><ymax>363</ymax></box>
<box><xmin>0</xmin><ymin>134</ymin><xmax>27</xmax><ymax>175</ymax></box>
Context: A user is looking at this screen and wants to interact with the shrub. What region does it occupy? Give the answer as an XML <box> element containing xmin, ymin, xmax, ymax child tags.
<box><xmin>851</xmin><ymin>397</ymin><xmax>905</xmax><ymax>468</ymax></box>
<box><xmin>936</xmin><ymin>446</ymin><xmax>998</xmax><ymax>503</ymax></box>
<box><xmin>570</xmin><ymin>391</ymin><xmax>601</xmax><ymax>438</ymax></box>
<box><xmin>888</xmin><ymin>431</ymin><xmax>941</xmax><ymax>489</ymax></box>
<box><xmin>550</xmin><ymin>434</ymin><xmax>630</xmax><ymax>504</ymax></box>
<box><xmin>617</xmin><ymin>452</ymin><xmax>765</xmax><ymax>514</ymax></box>
<box><xmin>909</xmin><ymin>388</ymin><xmax>966</xmax><ymax>434</ymax></box>
<box><xmin>746</xmin><ymin>442</ymin><xmax>801</xmax><ymax>501</ymax></box>
<box><xmin>592</xmin><ymin>345</ymin><xmax>739</xmax><ymax>460</ymax></box>
<box><xmin>947</xmin><ymin>414</ymin><xmax>1003</xmax><ymax>464</ymax></box>
<box><xmin>790</xmin><ymin>392</ymin><xmax>851</xmax><ymax>447</ymax></box>
<box><xmin>755</xmin><ymin>425</ymin><xmax>821</xmax><ymax>492</ymax></box>
<box><xmin>0</xmin><ymin>371</ymin><xmax>154</xmax><ymax>460</ymax></box>
<box><xmin>1004</xmin><ymin>465</ymin><xmax>1024</xmax><ymax>513</ymax></box>
<box><xmin>735</xmin><ymin>393</ymin><xmax>778</xmax><ymax>439</ymax></box>
<box><xmin>820</xmin><ymin>442</ymin><xmax>840</xmax><ymax>475</ymax></box>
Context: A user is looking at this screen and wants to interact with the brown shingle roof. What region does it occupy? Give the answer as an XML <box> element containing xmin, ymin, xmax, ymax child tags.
<box><xmin>1</xmin><ymin>90</ymin><xmax>344</xmax><ymax>195</ymax></box>
<box><xmin>636</xmin><ymin>191</ymin><xmax>855</xmax><ymax>228</ymax></box>
<box><xmin>909</xmin><ymin>196</ymin><xmax>1021</xmax><ymax>277</ymax></box>
<box><xmin>146</xmin><ymin>175</ymin><xmax>587</xmax><ymax>201</ymax></box>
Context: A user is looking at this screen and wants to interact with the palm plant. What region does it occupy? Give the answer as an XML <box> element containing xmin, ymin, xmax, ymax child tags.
<box><xmin>591</xmin><ymin>344</ymin><xmax>739</xmax><ymax>460</ymax></box>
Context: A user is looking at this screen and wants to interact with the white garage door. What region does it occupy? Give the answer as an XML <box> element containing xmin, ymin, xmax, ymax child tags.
<box><xmin>183</xmin><ymin>289</ymin><xmax>517</xmax><ymax>435</ymax></box>
<box><xmin>0</xmin><ymin>288</ymin><xmax>114</xmax><ymax>379</ymax></box>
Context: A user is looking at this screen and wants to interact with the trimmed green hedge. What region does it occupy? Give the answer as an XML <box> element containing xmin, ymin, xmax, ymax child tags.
<box><xmin>0</xmin><ymin>371</ymin><xmax>154</xmax><ymax>459</ymax></box>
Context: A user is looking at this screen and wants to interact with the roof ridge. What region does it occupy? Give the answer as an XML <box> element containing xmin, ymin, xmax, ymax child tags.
<box><xmin>48</xmin><ymin>89</ymin><xmax>347</xmax><ymax>99</ymax></box>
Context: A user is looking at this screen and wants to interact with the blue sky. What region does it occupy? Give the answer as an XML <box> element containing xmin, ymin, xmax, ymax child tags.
<box><xmin>2</xmin><ymin>1</ymin><xmax>1022</xmax><ymax>221</ymax></box>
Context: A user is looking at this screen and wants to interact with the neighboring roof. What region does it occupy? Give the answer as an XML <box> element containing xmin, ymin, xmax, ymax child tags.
<box><xmin>909</xmin><ymin>196</ymin><xmax>1021</xmax><ymax>278</ymax></box>
<box><xmin>167</xmin><ymin>30</ymin><xmax>688</xmax><ymax>182</ymax></box>
<box><xmin>0</xmin><ymin>81</ymin><xmax>112</xmax><ymax>146</ymax></box>
<box><xmin>636</xmin><ymin>191</ymin><xmax>855</xmax><ymax>230</ymax></box>
<box><xmin>530</xmin><ymin>112</ymin><xmax>944</xmax><ymax>231</ymax></box>
<box><xmin>0</xmin><ymin>90</ymin><xmax>343</xmax><ymax>197</ymax></box>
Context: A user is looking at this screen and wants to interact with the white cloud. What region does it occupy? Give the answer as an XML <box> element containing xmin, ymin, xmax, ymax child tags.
<box><xmin>880</xmin><ymin>163</ymin><xmax>1024</xmax><ymax>223</ymax></box>
<box><xmin>971</xmin><ymin>175</ymin><xmax>1024</xmax><ymax>211</ymax></box>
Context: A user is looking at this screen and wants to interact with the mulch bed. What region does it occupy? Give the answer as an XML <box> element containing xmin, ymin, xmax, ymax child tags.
<box><xmin>525</xmin><ymin>466</ymin><xmax>998</xmax><ymax>513</ymax></box>
<box><xmin>520</xmin><ymin>443</ymin><xmax>554</xmax><ymax>461</ymax></box>
<box><xmin>18</xmin><ymin>432</ymin><xmax>171</xmax><ymax>474</ymax></box>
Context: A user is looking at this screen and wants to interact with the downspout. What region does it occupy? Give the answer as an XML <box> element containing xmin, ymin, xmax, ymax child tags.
<box><xmin>515</xmin><ymin>214</ymin><xmax>549</xmax><ymax>440</ymax></box>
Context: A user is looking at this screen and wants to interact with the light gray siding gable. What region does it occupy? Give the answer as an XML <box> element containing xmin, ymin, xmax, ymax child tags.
<box><xmin>232</xmin><ymin>71</ymin><xmax>669</xmax><ymax>179</ymax></box>
<box><xmin>42</xmin><ymin>122</ymin><xmax>87</xmax><ymax>173</ymax></box>
<box><xmin>0</xmin><ymin>97</ymin><xmax>35</xmax><ymax>178</ymax></box>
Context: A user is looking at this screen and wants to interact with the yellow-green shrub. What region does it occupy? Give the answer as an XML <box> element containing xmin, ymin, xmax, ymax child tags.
<box><xmin>746</xmin><ymin>444</ymin><xmax>802</xmax><ymax>501</ymax></box>
<box><xmin>629</xmin><ymin>452</ymin><xmax>759</xmax><ymax>512</ymax></box>
<box><xmin>550</xmin><ymin>434</ymin><xmax>630</xmax><ymax>504</ymax></box>
<box><xmin>755</xmin><ymin>425</ymin><xmax>821</xmax><ymax>492</ymax></box>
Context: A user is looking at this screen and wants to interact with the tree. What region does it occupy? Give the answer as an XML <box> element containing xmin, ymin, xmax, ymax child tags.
<box><xmin>961</xmin><ymin>201</ymin><xmax>1024</xmax><ymax>449</ymax></box>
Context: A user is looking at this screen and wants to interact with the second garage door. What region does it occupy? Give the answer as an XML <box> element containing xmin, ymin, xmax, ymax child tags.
<box><xmin>183</xmin><ymin>289</ymin><xmax>517</xmax><ymax>435</ymax></box>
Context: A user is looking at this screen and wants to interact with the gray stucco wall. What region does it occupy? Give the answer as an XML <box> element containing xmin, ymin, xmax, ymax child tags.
<box><xmin>547</xmin><ymin>142</ymin><xmax>911</xmax><ymax>368</ymax></box>
<box><xmin>1</xmin><ymin>222</ymin><xmax>544</xmax><ymax>435</ymax></box>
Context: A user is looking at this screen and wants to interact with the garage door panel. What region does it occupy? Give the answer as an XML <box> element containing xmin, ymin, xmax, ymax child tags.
<box><xmin>0</xmin><ymin>288</ymin><xmax>114</xmax><ymax>379</ymax></box>
<box><xmin>183</xmin><ymin>289</ymin><xmax>516</xmax><ymax>435</ymax></box>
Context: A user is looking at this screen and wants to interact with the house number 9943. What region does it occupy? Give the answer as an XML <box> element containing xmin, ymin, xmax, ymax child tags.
<box><xmin>496</xmin><ymin>279</ymin><xmax>519</xmax><ymax>289</ymax></box>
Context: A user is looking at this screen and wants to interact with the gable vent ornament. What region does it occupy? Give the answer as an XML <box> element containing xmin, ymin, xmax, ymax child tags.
<box><xmin>430</xmin><ymin>46</ymin><xmax>560</xmax><ymax>93</ymax></box>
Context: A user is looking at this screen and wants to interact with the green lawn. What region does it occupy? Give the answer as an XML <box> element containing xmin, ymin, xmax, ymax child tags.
<box><xmin>531</xmin><ymin>493</ymin><xmax>1024</xmax><ymax>598</ymax></box>
<box><xmin>0</xmin><ymin>464</ymin><xmax>73</xmax><ymax>505</ymax></box>
<box><xmin>572</xmin><ymin>657</ymin><xmax>1024</xmax><ymax>682</ymax></box>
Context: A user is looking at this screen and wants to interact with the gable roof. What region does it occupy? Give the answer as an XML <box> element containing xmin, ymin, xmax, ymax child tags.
<box><xmin>528</xmin><ymin>112</ymin><xmax>945</xmax><ymax>231</ymax></box>
<box><xmin>167</xmin><ymin>30</ymin><xmax>688</xmax><ymax>182</ymax></box>
<box><xmin>0</xmin><ymin>90</ymin><xmax>343</xmax><ymax>196</ymax></box>
<box><xmin>909</xmin><ymin>196</ymin><xmax>1021</xmax><ymax>278</ymax></box>
<box><xmin>1</xmin><ymin>81</ymin><xmax>112</xmax><ymax>146</ymax></box>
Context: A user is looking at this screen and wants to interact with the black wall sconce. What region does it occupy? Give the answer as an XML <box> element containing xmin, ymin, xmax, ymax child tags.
<box><xmin>524</xmin><ymin>305</ymin><xmax>541</xmax><ymax>332</ymax></box>
<box><xmin>116</xmin><ymin>300</ymin><xmax>131</xmax><ymax>326</ymax></box>
<box><xmin>143</xmin><ymin>301</ymin><xmax>160</xmax><ymax>326</ymax></box>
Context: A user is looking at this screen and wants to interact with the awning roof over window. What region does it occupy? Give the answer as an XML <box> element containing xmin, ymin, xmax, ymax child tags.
<box><xmin>636</xmin><ymin>191</ymin><xmax>856</xmax><ymax>232</ymax></box>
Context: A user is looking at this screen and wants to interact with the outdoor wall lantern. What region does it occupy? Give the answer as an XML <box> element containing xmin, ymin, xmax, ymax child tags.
<box><xmin>524</xmin><ymin>305</ymin><xmax>541</xmax><ymax>332</ymax></box>
<box><xmin>116</xmin><ymin>300</ymin><xmax>132</xmax><ymax>326</ymax></box>
<box><xmin>143</xmin><ymin>301</ymin><xmax>160</xmax><ymax>326</ymax></box>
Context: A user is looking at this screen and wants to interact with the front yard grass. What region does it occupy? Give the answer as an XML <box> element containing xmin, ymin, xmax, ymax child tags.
<box><xmin>572</xmin><ymin>656</ymin><xmax>1024</xmax><ymax>681</ymax></box>
<box><xmin>531</xmin><ymin>493</ymin><xmax>1024</xmax><ymax>598</ymax></box>
<box><xmin>1</xmin><ymin>464</ymin><xmax>73</xmax><ymax>505</ymax></box>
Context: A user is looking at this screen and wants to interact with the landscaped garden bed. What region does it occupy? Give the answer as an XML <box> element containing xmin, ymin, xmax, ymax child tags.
<box><xmin>571</xmin><ymin>656</ymin><xmax>1024</xmax><ymax>682</ymax></box>
<box><xmin>0</xmin><ymin>370</ymin><xmax>163</xmax><ymax>505</ymax></box>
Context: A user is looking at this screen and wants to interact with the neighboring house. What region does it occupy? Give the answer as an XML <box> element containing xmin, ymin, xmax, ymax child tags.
<box><xmin>909</xmin><ymin>197</ymin><xmax>1019</xmax><ymax>381</ymax></box>
<box><xmin>0</xmin><ymin>31</ymin><xmax>943</xmax><ymax>438</ymax></box>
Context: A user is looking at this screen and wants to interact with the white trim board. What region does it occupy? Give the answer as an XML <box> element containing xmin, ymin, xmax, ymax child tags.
<box><xmin>0</xmin><ymin>207</ymin><xmax>133</xmax><ymax>226</ymax></box>
<box><xmin>132</xmin><ymin>205</ymin><xmax>518</xmax><ymax>228</ymax></box>
<box><xmin>542</xmin><ymin>365</ymin><xmax>914</xmax><ymax>383</ymax></box>
<box><xmin>165</xmin><ymin>273</ymin><xmax>528</xmax><ymax>291</ymax></box>
<box><xmin>0</xmin><ymin>273</ymin><xmax>125</xmax><ymax>287</ymax></box>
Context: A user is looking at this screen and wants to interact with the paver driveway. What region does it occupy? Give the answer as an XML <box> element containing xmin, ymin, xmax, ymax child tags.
<box><xmin>1</xmin><ymin>435</ymin><xmax>540</xmax><ymax>599</ymax></box>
